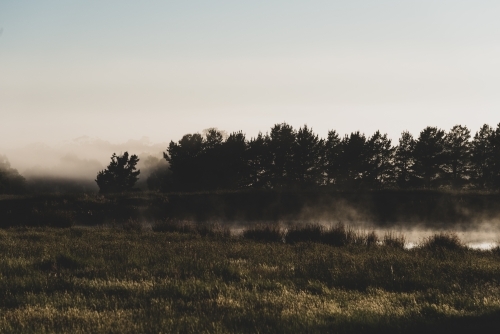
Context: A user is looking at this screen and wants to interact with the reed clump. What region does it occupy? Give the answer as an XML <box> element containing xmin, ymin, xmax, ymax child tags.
<box><xmin>420</xmin><ymin>232</ymin><xmax>465</xmax><ymax>251</ymax></box>
<box><xmin>383</xmin><ymin>231</ymin><xmax>406</xmax><ymax>249</ymax></box>
<box><xmin>242</xmin><ymin>222</ymin><xmax>381</xmax><ymax>248</ymax></box>
<box><xmin>286</xmin><ymin>223</ymin><xmax>324</xmax><ymax>244</ymax></box>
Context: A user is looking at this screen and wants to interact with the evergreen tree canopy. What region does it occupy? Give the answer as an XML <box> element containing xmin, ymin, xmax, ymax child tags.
<box><xmin>443</xmin><ymin>125</ymin><xmax>471</xmax><ymax>189</ymax></box>
<box><xmin>337</xmin><ymin>132</ymin><xmax>368</xmax><ymax>189</ymax></box>
<box><xmin>95</xmin><ymin>152</ymin><xmax>140</xmax><ymax>193</ymax></box>
<box><xmin>293</xmin><ymin>125</ymin><xmax>325</xmax><ymax>188</ymax></box>
<box><xmin>324</xmin><ymin>130</ymin><xmax>342</xmax><ymax>186</ymax></box>
<box><xmin>394</xmin><ymin>131</ymin><xmax>416</xmax><ymax>189</ymax></box>
<box><xmin>470</xmin><ymin>124</ymin><xmax>494</xmax><ymax>188</ymax></box>
<box><xmin>151</xmin><ymin>122</ymin><xmax>500</xmax><ymax>192</ymax></box>
<box><xmin>267</xmin><ymin>123</ymin><xmax>297</xmax><ymax>188</ymax></box>
<box><xmin>491</xmin><ymin>124</ymin><xmax>500</xmax><ymax>188</ymax></box>
<box><xmin>247</xmin><ymin>133</ymin><xmax>271</xmax><ymax>188</ymax></box>
<box><xmin>413</xmin><ymin>127</ymin><xmax>446</xmax><ymax>188</ymax></box>
<box><xmin>164</xmin><ymin>134</ymin><xmax>204</xmax><ymax>191</ymax></box>
<box><xmin>366</xmin><ymin>131</ymin><xmax>395</xmax><ymax>189</ymax></box>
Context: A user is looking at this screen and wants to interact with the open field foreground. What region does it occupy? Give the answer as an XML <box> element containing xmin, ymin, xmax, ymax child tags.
<box><xmin>1</xmin><ymin>228</ymin><xmax>500</xmax><ymax>333</ymax></box>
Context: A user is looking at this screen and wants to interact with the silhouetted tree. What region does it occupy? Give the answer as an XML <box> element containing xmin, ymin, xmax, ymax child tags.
<box><xmin>470</xmin><ymin>124</ymin><xmax>494</xmax><ymax>189</ymax></box>
<box><xmin>324</xmin><ymin>130</ymin><xmax>342</xmax><ymax>186</ymax></box>
<box><xmin>491</xmin><ymin>123</ymin><xmax>500</xmax><ymax>188</ymax></box>
<box><xmin>159</xmin><ymin>122</ymin><xmax>500</xmax><ymax>192</ymax></box>
<box><xmin>164</xmin><ymin>133</ymin><xmax>204</xmax><ymax>191</ymax></box>
<box><xmin>394</xmin><ymin>131</ymin><xmax>416</xmax><ymax>188</ymax></box>
<box><xmin>0</xmin><ymin>155</ymin><xmax>26</xmax><ymax>194</ymax></box>
<box><xmin>365</xmin><ymin>131</ymin><xmax>395</xmax><ymax>189</ymax></box>
<box><xmin>337</xmin><ymin>132</ymin><xmax>368</xmax><ymax>189</ymax></box>
<box><xmin>95</xmin><ymin>152</ymin><xmax>140</xmax><ymax>193</ymax></box>
<box><xmin>413</xmin><ymin>127</ymin><xmax>446</xmax><ymax>188</ymax></box>
<box><xmin>247</xmin><ymin>133</ymin><xmax>271</xmax><ymax>188</ymax></box>
<box><xmin>293</xmin><ymin>125</ymin><xmax>325</xmax><ymax>188</ymax></box>
<box><xmin>200</xmin><ymin>128</ymin><xmax>226</xmax><ymax>190</ymax></box>
<box><xmin>443</xmin><ymin>125</ymin><xmax>471</xmax><ymax>189</ymax></box>
<box><xmin>220</xmin><ymin>131</ymin><xmax>249</xmax><ymax>189</ymax></box>
<box><xmin>267</xmin><ymin>123</ymin><xmax>297</xmax><ymax>188</ymax></box>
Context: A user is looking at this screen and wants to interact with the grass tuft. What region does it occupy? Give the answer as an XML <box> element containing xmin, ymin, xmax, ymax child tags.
<box><xmin>383</xmin><ymin>231</ymin><xmax>406</xmax><ymax>249</ymax></box>
<box><xmin>286</xmin><ymin>223</ymin><xmax>324</xmax><ymax>244</ymax></box>
<box><xmin>420</xmin><ymin>232</ymin><xmax>465</xmax><ymax>250</ymax></box>
<box><xmin>321</xmin><ymin>222</ymin><xmax>356</xmax><ymax>246</ymax></box>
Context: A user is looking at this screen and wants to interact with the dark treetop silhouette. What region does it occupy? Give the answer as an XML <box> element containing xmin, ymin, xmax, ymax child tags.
<box><xmin>156</xmin><ymin>122</ymin><xmax>500</xmax><ymax>192</ymax></box>
<box><xmin>95</xmin><ymin>152</ymin><xmax>140</xmax><ymax>193</ymax></box>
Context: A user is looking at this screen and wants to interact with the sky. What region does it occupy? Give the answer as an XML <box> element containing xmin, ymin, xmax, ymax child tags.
<box><xmin>1</xmin><ymin>0</ymin><xmax>500</xmax><ymax>172</ymax></box>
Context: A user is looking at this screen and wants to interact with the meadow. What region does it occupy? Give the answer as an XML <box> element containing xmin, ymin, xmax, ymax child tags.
<box><xmin>1</xmin><ymin>224</ymin><xmax>500</xmax><ymax>333</ymax></box>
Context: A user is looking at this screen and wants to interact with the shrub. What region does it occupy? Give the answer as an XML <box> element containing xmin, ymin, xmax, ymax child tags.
<box><xmin>421</xmin><ymin>232</ymin><xmax>465</xmax><ymax>250</ymax></box>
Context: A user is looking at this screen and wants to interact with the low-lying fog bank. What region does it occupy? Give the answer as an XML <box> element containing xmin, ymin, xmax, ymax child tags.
<box><xmin>2</xmin><ymin>190</ymin><xmax>500</xmax><ymax>249</ymax></box>
<box><xmin>146</xmin><ymin>220</ymin><xmax>500</xmax><ymax>250</ymax></box>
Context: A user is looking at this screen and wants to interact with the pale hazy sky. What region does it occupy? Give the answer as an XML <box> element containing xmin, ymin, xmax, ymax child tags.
<box><xmin>1</xmin><ymin>0</ymin><xmax>500</xmax><ymax>155</ymax></box>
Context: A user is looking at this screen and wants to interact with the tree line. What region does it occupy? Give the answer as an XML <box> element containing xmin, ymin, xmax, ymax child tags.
<box><xmin>155</xmin><ymin>123</ymin><xmax>500</xmax><ymax>192</ymax></box>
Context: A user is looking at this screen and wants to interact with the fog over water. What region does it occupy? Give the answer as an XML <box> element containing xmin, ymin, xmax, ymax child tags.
<box><xmin>227</xmin><ymin>221</ymin><xmax>500</xmax><ymax>249</ymax></box>
<box><xmin>3</xmin><ymin>135</ymin><xmax>500</xmax><ymax>249</ymax></box>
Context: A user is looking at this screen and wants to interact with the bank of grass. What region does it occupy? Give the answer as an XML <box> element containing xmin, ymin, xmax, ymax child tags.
<box><xmin>0</xmin><ymin>227</ymin><xmax>500</xmax><ymax>333</ymax></box>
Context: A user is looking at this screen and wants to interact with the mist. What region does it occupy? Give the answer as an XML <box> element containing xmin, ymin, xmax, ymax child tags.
<box><xmin>1</xmin><ymin>136</ymin><xmax>170</xmax><ymax>192</ymax></box>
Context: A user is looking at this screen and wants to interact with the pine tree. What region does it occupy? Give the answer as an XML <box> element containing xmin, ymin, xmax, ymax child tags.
<box><xmin>394</xmin><ymin>131</ymin><xmax>416</xmax><ymax>189</ymax></box>
<box><xmin>324</xmin><ymin>130</ymin><xmax>342</xmax><ymax>186</ymax></box>
<box><xmin>443</xmin><ymin>125</ymin><xmax>471</xmax><ymax>189</ymax></box>
<box><xmin>470</xmin><ymin>124</ymin><xmax>494</xmax><ymax>189</ymax></box>
<box><xmin>413</xmin><ymin>127</ymin><xmax>446</xmax><ymax>189</ymax></box>
<box><xmin>366</xmin><ymin>131</ymin><xmax>395</xmax><ymax>189</ymax></box>
<box><xmin>95</xmin><ymin>152</ymin><xmax>140</xmax><ymax>193</ymax></box>
<box><xmin>293</xmin><ymin>125</ymin><xmax>325</xmax><ymax>188</ymax></box>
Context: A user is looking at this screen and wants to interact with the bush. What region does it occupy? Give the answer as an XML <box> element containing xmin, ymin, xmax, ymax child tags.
<box><xmin>420</xmin><ymin>232</ymin><xmax>465</xmax><ymax>250</ymax></box>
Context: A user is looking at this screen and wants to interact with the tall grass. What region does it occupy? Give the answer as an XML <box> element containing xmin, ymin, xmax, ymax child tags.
<box><xmin>383</xmin><ymin>231</ymin><xmax>406</xmax><ymax>249</ymax></box>
<box><xmin>420</xmin><ymin>232</ymin><xmax>465</xmax><ymax>250</ymax></box>
<box><xmin>152</xmin><ymin>219</ymin><xmax>231</xmax><ymax>238</ymax></box>
<box><xmin>0</xmin><ymin>228</ymin><xmax>500</xmax><ymax>333</ymax></box>
<box><xmin>242</xmin><ymin>222</ymin><xmax>379</xmax><ymax>247</ymax></box>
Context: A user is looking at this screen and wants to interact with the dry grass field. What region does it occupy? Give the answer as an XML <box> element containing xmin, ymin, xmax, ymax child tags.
<box><xmin>1</xmin><ymin>226</ymin><xmax>500</xmax><ymax>333</ymax></box>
